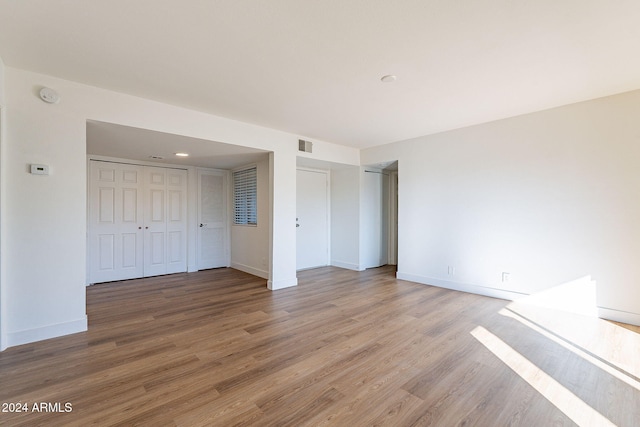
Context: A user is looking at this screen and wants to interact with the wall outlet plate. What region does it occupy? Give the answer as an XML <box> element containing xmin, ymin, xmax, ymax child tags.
<box><xmin>30</xmin><ymin>164</ymin><xmax>50</xmax><ymax>175</ymax></box>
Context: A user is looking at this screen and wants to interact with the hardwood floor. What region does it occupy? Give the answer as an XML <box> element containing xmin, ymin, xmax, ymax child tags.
<box><xmin>1</xmin><ymin>266</ymin><xmax>638</xmax><ymax>426</ymax></box>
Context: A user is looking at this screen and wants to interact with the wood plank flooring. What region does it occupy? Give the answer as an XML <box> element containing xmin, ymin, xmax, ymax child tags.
<box><xmin>0</xmin><ymin>266</ymin><xmax>638</xmax><ymax>426</ymax></box>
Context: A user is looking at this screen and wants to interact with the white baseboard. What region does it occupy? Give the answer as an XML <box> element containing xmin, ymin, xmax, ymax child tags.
<box><xmin>331</xmin><ymin>260</ymin><xmax>364</xmax><ymax>271</ymax></box>
<box><xmin>230</xmin><ymin>262</ymin><xmax>269</xmax><ymax>279</ymax></box>
<box><xmin>268</xmin><ymin>277</ymin><xmax>298</xmax><ymax>290</ymax></box>
<box><xmin>396</xmin><ymin>272</ymin><xmax>528</xmax><ymax>301</ymax></box>
<box><xmin>6</xmin><ymin>316</ymin><xmax>88</xmax><ymax>349</ymax></box>
<box><xmin>597</xmin><ymin>307</ymin><xmax>640</xmax><ymax>326</ymax></box>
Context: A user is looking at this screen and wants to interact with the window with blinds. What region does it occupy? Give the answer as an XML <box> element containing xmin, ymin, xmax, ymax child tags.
<box><xmin>233</xmin><ymin>166</ymin><xmax>257</xmax><ymax>225</ymax></box>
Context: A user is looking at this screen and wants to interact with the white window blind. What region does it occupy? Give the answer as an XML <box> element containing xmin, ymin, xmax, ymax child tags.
<box><xmin>233</xmin><ymin>167</ymin><xmax>257</xmax><ymax>225</ymax></box>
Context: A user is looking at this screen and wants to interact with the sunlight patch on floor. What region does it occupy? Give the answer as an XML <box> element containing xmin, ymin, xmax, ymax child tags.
<box><xmin>507</xmin><ymin>279</ymin><xmax>640</xmax><ymax>381</ymax></box>
<box><xmin>499</xmin><ymin>308</ymin><xmax>640</xmax><ymax>392</ymax></box>
<box><xmin>471</xmin><ymin>326</ymin><xmax>616</xmax><ymax>427</ymax></box>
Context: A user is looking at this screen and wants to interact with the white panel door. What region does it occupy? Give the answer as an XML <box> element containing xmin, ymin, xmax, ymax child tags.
<box><xmin>144</xmin><ymin>167</ymin><xmax>167</xmax><ymax>277</ymax></box>
<box><xmin>197</xmin><ymin>169</ymin><xmax>228</xmax><ymax>269</ymax></box>
<box><xmin>165</xmin><ymin>169</ymin><xmax>188</xmax><ymax>274</ymax></box>
<box><xmin>143</xmin><ymin>166</ymin><xmax>188</xmax><ymax>277</ymax></box>
<box><xmin>89</xmin><ymin>161</ymin><xmax>188</xmax><ymax>283</ymax></box>
<box><xmin>89</xmin><ymin>161</ymin><xmax>144</xmax><ymax>282</ymax></box>
<box><xmin>296</xmin><ymin>169</ymin><xmax>329</xmax><ymax>270</ymax></box>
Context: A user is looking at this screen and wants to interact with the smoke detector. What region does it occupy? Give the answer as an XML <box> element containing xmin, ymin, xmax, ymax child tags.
<box><xmin>39</xmin><ymin>87</ymin><xmax>61</xmax><ymax>104</ymax></box>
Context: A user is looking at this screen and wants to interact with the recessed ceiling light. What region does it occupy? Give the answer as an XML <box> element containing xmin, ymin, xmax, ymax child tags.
<box><xmin>380</xmin><ymin>75</ymin><xmax>397</xmax><ymax>83</ymax></box>
<box><xmin>175</xmin><ymin>152</ymin><xmax>189</xmax><ymax>157</ymax></box>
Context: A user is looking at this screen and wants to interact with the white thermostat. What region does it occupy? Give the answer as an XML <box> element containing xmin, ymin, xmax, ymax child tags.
<box><xmin>30</xmin><ymin>164</ymin><xmax>50</xmax><ymax>175</ymax></box>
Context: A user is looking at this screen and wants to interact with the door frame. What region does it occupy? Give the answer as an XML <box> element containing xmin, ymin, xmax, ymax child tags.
<box><xmin>296</xmin><ymin>167</ymin><xmax>331</xmax><ymax>270</ymax></box>
<box><xmin>388</xmin><ymin>170</ymin><xmax>399</xmax><ymax>266</ymax></box>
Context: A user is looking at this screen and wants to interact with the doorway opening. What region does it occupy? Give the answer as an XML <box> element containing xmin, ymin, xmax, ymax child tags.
<box><xmin>362</xmin><ymin>161</ymin><xmax>398</xmax><ymax>270</ymax></box>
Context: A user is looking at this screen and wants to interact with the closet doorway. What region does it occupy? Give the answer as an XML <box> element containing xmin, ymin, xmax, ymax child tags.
<box><xmin>88</xmin><ymin>160</ymin><xmax>188</xmax><ymax>283</ymax></box>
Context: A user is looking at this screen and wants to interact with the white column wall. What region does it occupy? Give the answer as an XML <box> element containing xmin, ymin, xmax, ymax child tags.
<box><xmin>268</xmin><ymin>151</ymin><xmax>297</xmax><ymax>289</ymax></box>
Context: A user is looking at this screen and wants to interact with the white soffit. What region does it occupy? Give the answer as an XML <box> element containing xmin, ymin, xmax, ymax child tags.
<box><xmin>86</xmin><ymin>121</ymin><xmax>268</xmax><ymax>170</ymax></box>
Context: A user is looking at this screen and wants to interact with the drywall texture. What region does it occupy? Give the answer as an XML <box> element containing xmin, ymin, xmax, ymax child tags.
<box><xmin>362</xmin><ymin>89</ymin><xmax>640</xmax><ymax>324</ymax></box>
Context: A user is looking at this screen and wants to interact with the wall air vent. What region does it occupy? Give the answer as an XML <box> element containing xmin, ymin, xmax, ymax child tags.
<box><xmin>298</xmin><ymin>139</ymin><xmax>313</xmax><ymax>153</ymax></box>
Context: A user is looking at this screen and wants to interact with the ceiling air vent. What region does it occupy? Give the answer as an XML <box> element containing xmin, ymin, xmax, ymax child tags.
<box><xmin>298</xmin><ymin>139</ymin><xmax>313</xmax><ymax>153</ymax></box>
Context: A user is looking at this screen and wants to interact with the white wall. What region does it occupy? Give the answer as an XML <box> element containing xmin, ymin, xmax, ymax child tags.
<box><xmin>362</xmin><ymin>89</ymin><xmax>640</xmax><ymax>325</ymax></box>
<box><xmin>330</xmin><ymin>167</ymin><xmax>361</xmax><ymax>270</ymax></box>
<box><xmin>231</xmin><ymin>157</ymin><xmax>270</xmax><ymax>278</ymax></box>
<box><xmin>0</xmin><ymin>55</ymin><xmax>5</xmax><ymax>106</ymax></box>
<box><xmin>1</xmin><ymin>67</ymin><xmax>359</xmax><ymax>348</ymax></box>
<box><xmin>268</xmin><ymin>149</ymin><xmax>298</xmax><ymax>290</ymax></box>
<box><xmin>5</xmin><ymin>69</ymin><xmax>88</xmax><ymax>347</ymax></box>
<box><xmin>0</xmin><ymin>55</ymin><xmax>6</xmax><ymax>350</ymax></box>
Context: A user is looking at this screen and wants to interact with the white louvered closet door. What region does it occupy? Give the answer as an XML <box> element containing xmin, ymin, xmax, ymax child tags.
<box><xmin>197</xmin><ymin>169</ymin><xmax>228</xmax><ymax>269</ymax></box>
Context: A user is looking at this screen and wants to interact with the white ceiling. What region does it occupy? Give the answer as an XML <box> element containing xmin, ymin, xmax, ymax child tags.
<box><xmin>2</xmin><ymin>1</ymin><xmax>640</xmax><ymax>148</ymax></box>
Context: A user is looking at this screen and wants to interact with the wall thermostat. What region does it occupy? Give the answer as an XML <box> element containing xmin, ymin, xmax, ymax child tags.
<box><xmin>30</xmin><ymin>164</ymin><xmax>50</xmax><ymax>175</ymax></box>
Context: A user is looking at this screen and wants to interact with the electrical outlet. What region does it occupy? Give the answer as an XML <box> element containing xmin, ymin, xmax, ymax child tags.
<box><xmin>448</xmin><ymin>266</ymin><xmax>455</xmax><ymax>275</ymax></box>
<box><xmin>502</xmin><ymin>272</ymin><xmax>510</xmax><ymax>282</ymax></box>
<box><xmin>30</xmin><ymin>164</ymin><xmax>50</xmax><ymax>175</ymax></box>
